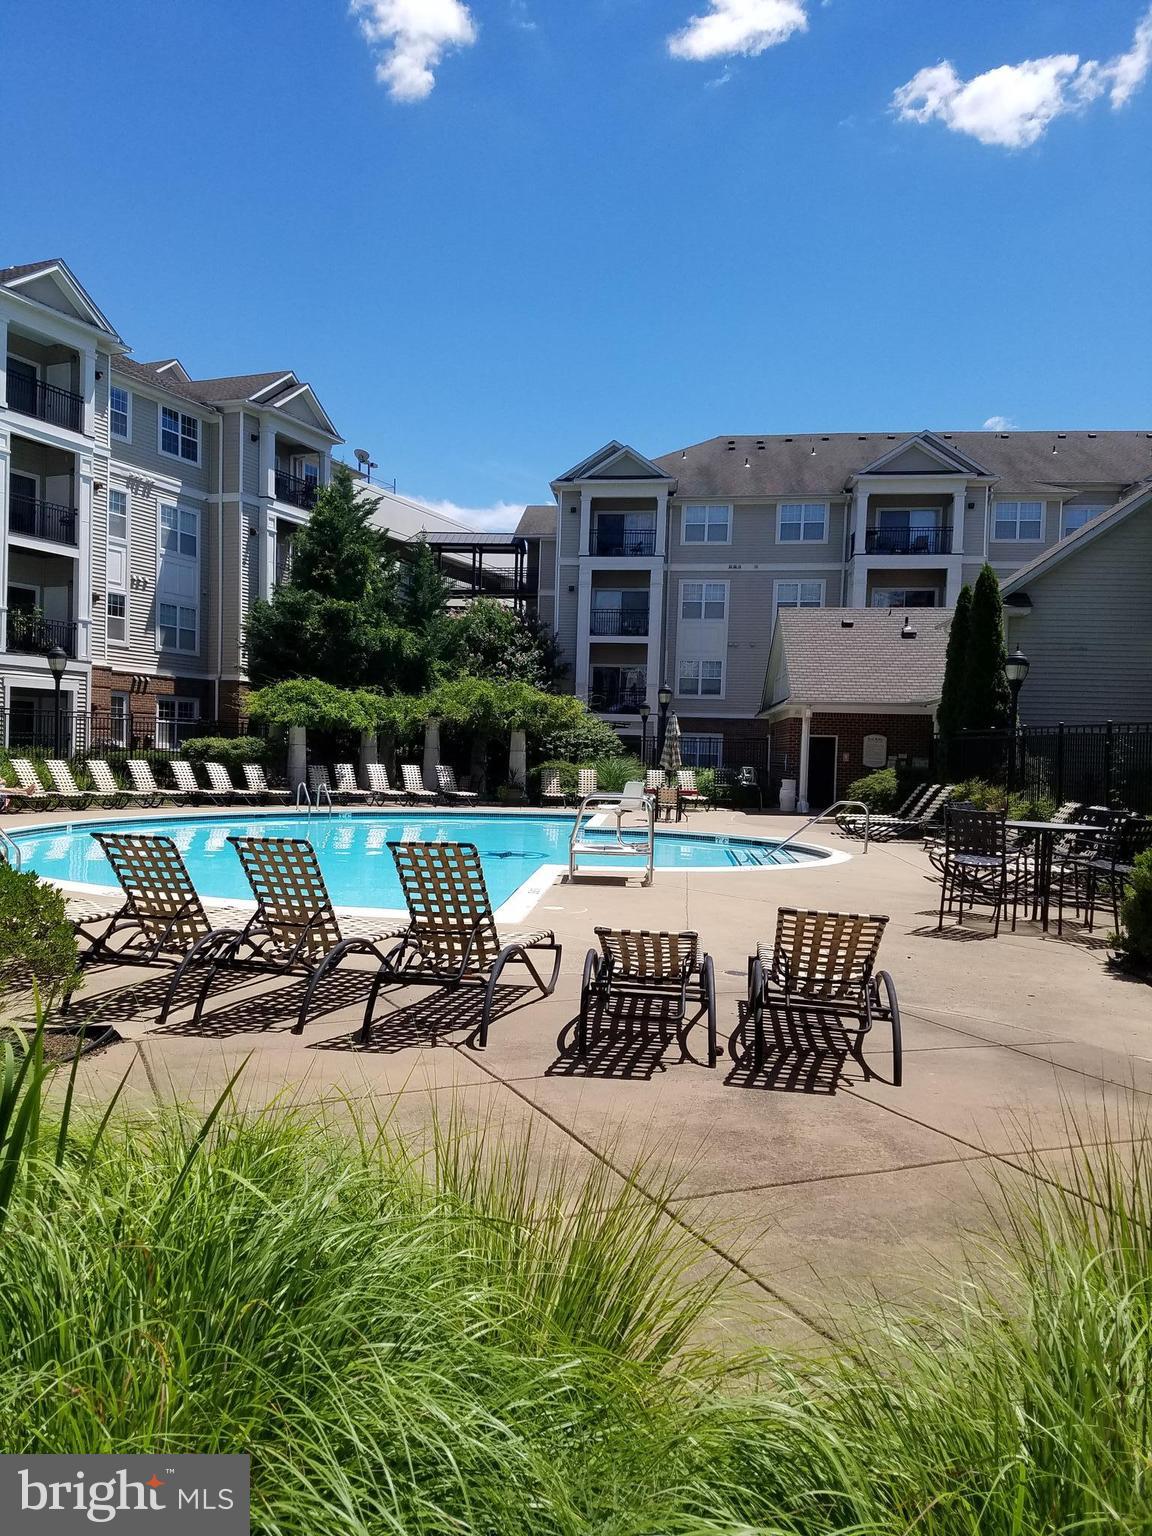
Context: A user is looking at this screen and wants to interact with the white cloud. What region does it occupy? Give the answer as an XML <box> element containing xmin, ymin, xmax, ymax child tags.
<box><xmin>350</xmin><ymin>0</ymin><xmax>477</xmax><ymax>102</ymax></box>
<box><xmin>414</xmin><ymin>497</ymin><xmax>527</xmax><ymax>533</ymax></box>
<box><xmin>893</xmin><ymin>6</ymin><xmax>1152</xmax><ymax>148</ymax></box>
<box><xmin>983</xmin><ymin>415</ymin><xmax>1019</xmax><ymax>431</ymax></box>
<box><xmin>668</xmin><ymin>0</ymin><xmax>808</xmax><ymax>62</ymax></box>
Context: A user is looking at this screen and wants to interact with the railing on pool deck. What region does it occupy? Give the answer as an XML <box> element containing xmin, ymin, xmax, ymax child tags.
<box><xmin>775</xmin><ymin>800</ymin><xmax>872</xmax><ymax>854</ymax></box>
<box><xmin>568</xmin><ymin>787</ymin><xmax>656</xmax><ymax>887</ymax></box>
<box><xmin>0</xmin><ymin>828</ymin><xmax>22</xmax><ymax>869</ymax></box>
<box><xmin>295</xmin><ymin>781</ymin><xmax>334</xmax><ymax>818</ymax></box>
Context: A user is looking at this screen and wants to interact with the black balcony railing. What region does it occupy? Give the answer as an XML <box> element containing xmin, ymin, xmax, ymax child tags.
<box><xmin>863</xmin><ymin>526</ymin><xmax>952</xmax><ymax>556</ymax></box>
<box><xmin>589</xmin><ymin>606</ymin><xmax>649</xmax><ymax>636</ymax></box>
<box><xmin>590</xmin><ymin>527</ymin><xmax>657</xmax><ymax>557</ymax></box>
<box><xmin>6</xmin><ymin>613</ymin><xmax>77</xmax><ymax>658</ymax></box>
<box><xmin>589</xmin><ymin>687</ymin><xmax>647</xmax><ymax>714</ymax></box>
<box><xmin>6</xmin><ymin>372</ymin><xmax>84</xmax><ymax>432</ymax></box>
<box><xmin>9</xmin><ymin>496</ymin><xmax>79</xmax><ymax>546</ymax></box>
<box><xmin>274</xmin><ymin>470</ymin><xmax>318</xmax><ymax>509</ymax></box>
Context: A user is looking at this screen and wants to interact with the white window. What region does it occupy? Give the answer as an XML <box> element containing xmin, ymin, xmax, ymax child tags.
<box><xmin>680</xmin><ymin>581</ymin><xmax>727</xmax><ymax>620</ymax></box>
<box><xmin>156</xmin><ymin>696</ymin><xmax>199</xmax><ymax>748</ymax></box>
<box><xmin>871</xmin><ymin>589</ymin><xmax>938</xmax><ymax>608</ymax></box>
<box><xmin>160</xmin><ymin>405</ymin><xmax>200</xmax><ymax>463</ymax></box>
<box><xmin>106</xmin><ymin>592</ymin><xmax>127</xmax><ymax>643</ymax></box>
<box><xmin>109</xmin><ymin>692</ymin><xmax>129</xmax><ymax>747</ymax></box>
<box><xmin>1062</xmin><ymin>505</ymin><xmax>1105</xmax><ymax>538</ymax></box>
<box><xmin>108</xmin><ymin>487</ymin><xmax>129</xmax><ymax>543</ymax></box>
<box><xmin>778</xmin><ymin>502</ymin><xmax>827</xmax><ymax>543</ymax></box>
<box><xmin>774</xmin><ymin>579</ymin><xmax>824</xmax><ymax>611</ymax></box>
<box><xmin>681</xmin><ymin>734</ymin><xmax>724</xmax><ymax>768</ymax></box>
<box><xmin>682</xmin><ymin>504</ymin><xmax>730</xmax><ymax>544</ymax></box>
<box><xmin>157</xmin><ymin>503</ymin><xmax>199</xmax><ymax>653</ymax></box>
<box><xmin>994</xmin><ymin>500</ymin><xmax>1044</xmax><ymax>541</ymax></box>
<box><xmin>677</xmin><ymin>659</ymin><xmax>724</xmax><ymax>697</ymax></box>
<box><xmin>109</xmin><ymin>385</ymin><xmax>130</xmax><ymax>440</ymax></box>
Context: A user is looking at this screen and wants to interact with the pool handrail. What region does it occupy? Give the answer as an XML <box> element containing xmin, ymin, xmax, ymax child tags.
<box><xmin>0</xmin><ymin>828</ymin><xmax>22</xmax><ymax>869</ymax></box>
<box><xmin>776</xmin><ymin>799</ymin><xmax>871</xmax><ymax>854</ymax></box>
<box><xmin>568</xmin><ymin>789</ymin><xmax>656</xmax><ymax>887</ymax></box>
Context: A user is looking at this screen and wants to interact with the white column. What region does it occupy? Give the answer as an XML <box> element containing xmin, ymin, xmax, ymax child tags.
<box><xmin>951</xmin><ymin>487</ymin><xmax>966</xmax><ymax>556</ymax></box>
<box><xmin>287</xmin><ymin>725</ymin><xmax>307</xmax><ymax>792</ymax></box>
<box><xmin>578</xmin><ymin>487</ymin><xmax>592</xmax><ymax>556</ymax></box>
<box><xmin>263</xmin><ymin>508</ymin><xmax>277</xmax><ymax>600</ymax></box>
<box><xmin>0</xmin><ymin>315</ymin><xmax>8</xmax><ymax>410</ymax></box>
<box><xmin>797</xmin><ymin>708</ymin><xmax>813</xmax><ymax>813</ymax></box>
<box><xmin>508</xmin><ymin>727</ymin><xmax>527</xmax><ymax>794</ymax></box>
<box><xmin>79</xmin><ymin>347</ymin><xmax>97</xmax><ymax>439</ymax></box>
<box><xmin>849</xmin><ymin>484</ymin><xmax>870</xmax><ymax>607</ymax></box>
<box><xmin>645</xmin><ymin>565</ymin><xmax>664</xmax><ymax>711</ymax></box>
<box><xmin>0</xmin><ymin>437</ymin><xmax>9</xmax><ymax>652</ymax></box>
<box><xmin>422</xmin><ymin>717</ymin><xmax>440</xmax><ymax>790</ymax></box>
<box><xmin>261</xmin><ymin>423</ymin><xmax>277</xmax><ymax>500</ymax></box>
<box><xmin>74</xmin><ymin>454</ymin><xmax>93</xmax><ymax>661</ymax></box>
<box><xmin>358</xmin><ymin>729</ymin><xmax>378</xmax><ymax>779</ymax></box>
<box><xmin>943</xmin><ymin>564</ymin><xmax>964</xmax><ymax>607</ymax></box>
<box><xmin>852</xmin><ymin>484</ymin><xmax>869</xmax><ymax>556</ymax></box>
<box><xmin>574</xmin><ymin>564</ymin><xmax>593</xmax><ymax>700</ymax></box>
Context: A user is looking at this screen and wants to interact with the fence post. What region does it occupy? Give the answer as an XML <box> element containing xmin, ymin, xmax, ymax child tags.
<box><xmin>1105</xmin><ymin>720</ymin><xmax>1114</xmax><ymax>806</ymax></box>
<box><xmin>1055</xmin><ymin>722</ymin><xmax>1064</xmax><ymax>806</ymax></box>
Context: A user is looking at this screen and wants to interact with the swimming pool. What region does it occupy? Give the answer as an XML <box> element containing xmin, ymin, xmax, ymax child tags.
<box><xmin>10</xmin><ymin>811</ymin><xmax>842</xmax><ymax>915</ymax></box>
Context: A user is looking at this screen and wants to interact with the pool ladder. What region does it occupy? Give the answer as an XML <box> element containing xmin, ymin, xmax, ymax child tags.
<box><xmin>295</xmin><ymin>781</ymin><xmax>334</xmax><ymax>818</ymax></box>
<box><xmin>0</xmin><ymin>828</ymin><xmax>22</xmax><ymax>869</ymax></box>
<box><xmin>775</xmin><ymin>799</ymin><xmax>871</xmax><ymax>854</ymax></box>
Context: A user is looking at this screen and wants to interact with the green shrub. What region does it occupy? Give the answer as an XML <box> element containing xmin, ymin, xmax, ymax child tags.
<box><xmin>1117</xmin><ymin>848</ymin><xmax>1152</xmax><ymax>967</ymax></box>
<box><xmin>952</xmin><ymin>777</ymin><xmax>1056</xmax><ymax>821</ymax></box>
<box><xmin>0</xmin><ymin>865</ymin><xmax>79</xmax><ymax>1002</ymax></box>
<box><xmin>534</xmin><ymin>711</ymin><xmax>624</xmax><ymax>763</ymax></box>
<box><xmin>182</xmin><ymin>735</ymin><xmax>271</xmax><ymax>768</ymax></box>
<box><xmin>845</xmin><ymin>767</ymin><xmax>900</xmax><ymax>811</ymax></box>
<box><xmin>535</xmin><ymin>755</ymin><xmax>645</xmax><ymax>797</ymax></box>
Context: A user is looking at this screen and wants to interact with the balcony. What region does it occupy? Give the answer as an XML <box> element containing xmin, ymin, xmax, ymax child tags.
<box><xmin>862</xmin><ymin>527</ymin><xmax>953</xmax><ymax>556</ymax></box>
<box><xmin>274</xmin><ymin>470</ymin><xmax>319</xmax><ymax>510</ymax></box>
<box><xmin>590</xmin><ymin>605</ymin><xmax>649</xmax><ymax>636</ymax></box>
<box><xmin>6</xmin><ymin>373</ymin><xmax>84</xmax><ymax>433</ymax></box>
<box><xmin>9</xmin><ymin>496</ymin><xmax>78</xmax><ymax>547</ymax></box>
<box><xmin>7</xmin><ymin>613</ymin><xmax>77</xmax><ymax>658</ymax></box>
<box><xmin>589</xmin><ymin>526</ymin><xmax>657</xmax><ymax>557</ymax></box>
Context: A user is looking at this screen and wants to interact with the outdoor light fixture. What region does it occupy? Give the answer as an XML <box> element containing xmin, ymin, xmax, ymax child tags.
<box><xmin>658</xmin><ymin>682</ymin><xmax>672</xmax><ymax>710</ymax></box>
<box><xmin>639</xmin><ymin>701</ymin><xmax>651</xmax><ymax>764</ymax></box>
<box><xmin>1005</xmin><ymin>647</ymin><xmax>1030</xmax><ymax>791</ymax></box>
<box><xmin>1005</xmin><ymin>648</ymin><xmax>1031</xmax><ymax>688</ymax></box>
<box><xmin>656</xmin><ymin>684</ymin><xmax>673</xmax><ymax>759</ymax></box>
<box><xmin>47</xmin><ymin>645</ymin><xmax>67</xmax><ymax>760</ymax></box>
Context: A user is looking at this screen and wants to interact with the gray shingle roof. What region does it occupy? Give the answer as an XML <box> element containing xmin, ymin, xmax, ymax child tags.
<box><xmin>112</xmin><ymin>356</ymin><xmax>212</xmax><ymax>408</ymax></box>
<box><xmin>185</xmin><ymin>372</ymin><xmax>296</xmax><ymax>402</ymax></box>
<box><xmin>1003</xmin><ymin>480</ymin><xmax>1152</xmax><ymax>592</ymax></box>
<box><xmin>0</xmin><ymin>259</ymin><xmax>62</xmax><ymax>285</ymax></box>
<box><xmin>770</xmin><ymin>607</ymin><xmax>953</xmax><ymax>709</ymax></box>
<box><xmin>655</xmin><ymin>432</ymin><xmax>1152</xmax><ymax>499</ymax></box>
<box><xmin>516</xmin><ymin>504</ymin><xmax>557</xmax><ymax>537</ymax></box>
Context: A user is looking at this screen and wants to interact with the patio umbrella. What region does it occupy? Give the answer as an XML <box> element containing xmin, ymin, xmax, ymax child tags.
<box><xmin>659</xmin><ymin>711</ymin><xmax>683</xmax><ymax>782</ymax></box>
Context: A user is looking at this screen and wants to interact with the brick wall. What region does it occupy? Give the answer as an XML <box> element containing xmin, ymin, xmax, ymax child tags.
<box><xmin>810</xmin><ymin>711</ymin><xmax>934</xmax><ymax>794</ymax></box>
<box><xmin>91</xmin><ymin>667</ymin><xmax>216</xmax><ymax>733</ymax></box>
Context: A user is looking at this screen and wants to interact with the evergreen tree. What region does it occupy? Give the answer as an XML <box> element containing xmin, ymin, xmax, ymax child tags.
<box><xmin>402</xmin><ymin>540</ymin><xmax>451</xmax><ymax>638</ymax></box>
<box><xmin>936</xmin><ymin>583</ymin><xmax>971</xmax><ymax>742</ymax></box>
<box><xmin>962</xmin><ymin>564</ymin><xmax>1012</xmax><ymax>730</ymax></box>
<box><xmin>245</xmin><ymin>464</ymin><xmax>405</xmax><ymax>688</ymax></box>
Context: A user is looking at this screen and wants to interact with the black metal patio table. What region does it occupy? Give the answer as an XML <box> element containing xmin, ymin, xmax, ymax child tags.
<box><xmin>1006</xmin><ymin>821</ymin><xmax>1107</xmax><ymax>933</ymax></box>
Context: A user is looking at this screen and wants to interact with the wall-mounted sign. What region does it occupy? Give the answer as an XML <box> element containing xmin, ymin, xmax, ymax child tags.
<box><xmin>862</xmin><ymin>734</ymin><xmax>888</xmax><ymax>769</ymax></box>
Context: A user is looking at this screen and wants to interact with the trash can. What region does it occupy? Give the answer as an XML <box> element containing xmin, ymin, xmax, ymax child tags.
<box><xmin>778</xmin><ymin>778</ymin><xmax>797</xmax><ymax>813</ymax></box>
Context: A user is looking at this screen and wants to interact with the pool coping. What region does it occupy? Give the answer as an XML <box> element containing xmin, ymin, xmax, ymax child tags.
<box><xmin>7</xmin><ymin>806</ymin><xmax>852</xmax><ymax>924</ymax></box>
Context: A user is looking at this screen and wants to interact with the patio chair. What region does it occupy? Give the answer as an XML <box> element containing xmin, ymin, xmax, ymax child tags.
<box><xmin>1083</xmin><ymin>816</ymin><xmax>1152</xmax><ymax>933</ymax></box>
<box><xmin>677</xmin><ymin>769</ymin><xmax>703</xmax><ymax>809</ymax></box>
<box><xmin>334</xmin><ymin>763</ymin><xmax>372</xmax><ymax>803</ymax></box>
<box><xmin>205</xmin><ymin>762</ymin><xmax>256</xmax><ymax>803</ymax></box>
<box><xmin>127</xmin><ymin>759</ymin><xmax>187</xmax><ymax>806</ymax></box>
<box><xmin>1050</xmin><ymin>808</ymin><xmax>1132</xmax><ymax>933</ymax></box>
<box><xmin>837</xmin><ymin>781</ymin><xmax>932</xmax><ymax>838</ymax></box>
<box><xmin>358</xmin><ymin>840</ymin><xmax>562</xmax><ymax>1049</ymax></box>
<box><xmin>865</xmin><ymin>784</ymin><xmax>955</xmax><ymax>843</ymax></box>
<box><xmin>9</xmin><ymin>759</ymin><xmax>56</xmax><ymax>810</ymax></box>
<box><xmin>644</xmin><ymin>769</ymin><xmax>665</xmax><ymax>793</ymax></box>
<box><xmin>364</xmin><ymin>763</ymin><xmax>406</xmax><ymax>804</ymax></box>
<box><xmin>736</xmin><ymin>766</ymin><xmax>763</xmax><ymax>811</ymax></box>
<box><xmin>306</xmin><ymin>765</ymin><xmax>338</xmax><ymax>806</ymax></box>
<box><xmin>87</xmin><ymin>760</ymin><xmax>149</xmax><ymax>807</ymax></box>
<box><xmin>176</xmin><ymin>836</ymin><xmax>407</xmax><ymax>1036</ymax></box>
<box><xmin>243</xmin><ymin>763</ymin><xmax>290</xmax><ymax>803</ymax></box>
<box><xmin>44</xmin><ymin>760</ymin><xmax>96</xmax><ymax>809</ymax></box>
<box><xmin>63</xmin><ymin>832</ymin><xmax>243</xmax><ymax>1016</ymax></box>
<box><xmin>437</xmin><ymin>765</ymin><xmax>478</xmax><ymax>802</ymax></box>
<box><xmin>578</xmin><ymin>927</ymin><xmax>717</xmax><ymax>1066</ymax></box>
<box><xmin>401</xmin><ymin>764</ymin><xmax>437</xmax><ymax>803</ymax></box>
<box><xmin>171</xmin><ymin>758</ymin><xmax>226</xmax><ymax>804</ymax></box>
<box><xmin>576</xmin><ymin>768</ymin><xmax>598</xmax><ymax>801</ymax></box>
<box><xmin>936</xmin><ymin>808</ymin><xmax>1020</xmax><ymax>936</ymax></box>
<box><xmin>746</xmin><ymin>907</ymin><xmax>901</xmax><ymax>1083</ymax></box>
<box><xmin>540</xmin><ymin>768</ymin><xmax>565</xmax><ymax>806</ymax></box>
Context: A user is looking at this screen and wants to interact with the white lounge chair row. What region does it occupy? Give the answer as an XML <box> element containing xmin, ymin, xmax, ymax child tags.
<box><xmin>306</xmin><ymin>763</ymin><xmax>479</xmax><ymax>805</ymax></box>
<box><xmin>0</xmin><ymin>757</ymin><xmax>289</xmax><ymax>810</ymax></box>
<box><xmin>539</xmin><ymin>767</ymin><xmax>703</xmax><ymax>807</ymax></box>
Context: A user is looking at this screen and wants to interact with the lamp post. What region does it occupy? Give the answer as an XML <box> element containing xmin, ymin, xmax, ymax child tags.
<box><xmin>639</xmin><ymin>701</ymin><xmax>651</xmax><ymax>765</ymax></box>
<box><xmin>656</xmin><ymin>682</ymin><xmax>672</xmax><ymax>760</ymax></box>
<box><xmin>47</xmin><ymin>645</ymin><xmax>67</xmax><ymax>760</ymax></box>
<box><xmin>1004</xmin><ymin>647</ymin><xmax>1030</xmax><ymax>791</ymax></box>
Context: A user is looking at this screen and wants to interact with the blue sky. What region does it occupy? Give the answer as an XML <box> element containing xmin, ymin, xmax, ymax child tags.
<box><xmin>2</xmin><ymin>1</ymin><xmax>1150</xmax><ymax>524</ymax></box>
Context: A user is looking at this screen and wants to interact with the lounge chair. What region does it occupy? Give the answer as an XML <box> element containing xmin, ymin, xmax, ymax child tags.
<box><xmin>86</xmin><ymin>760</ymin><xmax>145</xmax><ymax>807</ymax></box>
<box><xmin>127</xmin><ymin>759</ymin><xmax>181</xmax><ymax>806</ymax></box>
<box><xmin>576</xmin><ymin>768</ymin><xmax>598</xmax><ymax>801</ymax></box>
<box><xmin>9</xmin><ymin>759</ymin><xmax>56</xmax><ymax>810</ymax></box>
<box><xmin>861</xmin><ymin>784</ymin><xmax>955</xmax><ymax>842</ymax></box>
<box><xmin>206</xmin><ymin>762</ymin><xmax>256</xmax><ymax>803</ymax></box>
<box><xmin>64</xmin><ymin>832</ymin><xmax>243</xmax><ymax>1017</ymax></box>
<box><xmin>837</xmin><ymin>782</ymin><xmax>931</xmax><ymax>838</ymax></box>
<box><xmin>306</xmin><ymin>765</ymin><xmax>337</xmax><ymax>805</ymax></box>
<box><xmin>578</xmin><ymin>927</ymin><xmax>717</xmax><ymax>1066</ymax></box>
<box><xmin>746</xmin><ymin>907</ymin><xmax>901</xmax><ymax>1083</ymax></box>
<box><xmin>644</xmin><ymin>769</ymin><xmax>664</xmax><ymax>793</ymax></box>
<box><xmin>332</xmin><ymin>763</ymin><xmax>371</xmax><ymax>803</ymax></box>
<box><xmin>436</xmin><ymin>765</ymin><xmax>478</xmax><ymax>802</ymax></box>
<box><xmin>358</xmin><ymin>840</ymin><xmax>562</xmax><ymax>1049</ymax></box>
<box><xmin>401</xmin><ymin>764</ymin><xmax>437</xmax><ymax>803</ymax></box>
<box><xmin>364</xmin><ymin>763</ymin><xmax>406</xmax><ymax>804</ymax></box>
<box><xmin>539</xmin><ymin>768</ymin><xmax>564</xmax><ymax>806</ymax></box>
<box><xmin>176</xmin><ymin>836</ymin><xmax>406</xmax><ymax>1035</ymax></box>
<box><xmin>243</xmin><ymin>763</ymin><xmax>290</xmax><ymax>803</ymax></box>
<box><xmin>44</xmin><ymin>760</ymin><xmax>95</xmax><ymax>809</ymax></box>
<box><xmin>677</xmin><ymin>769</ymin><xmax>703</xmax><ymax>809</ymax></box>
<box><xmin>171</xmin><ymin>758</ymin><xmax>227</xmax><ymax>804</ymax></box>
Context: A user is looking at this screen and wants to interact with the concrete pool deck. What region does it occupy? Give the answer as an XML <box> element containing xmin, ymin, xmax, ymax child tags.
<box><xmin>7</xmin><ymin>801</ymin><xmax>1150</xmax><ymax>1347</ymax></box>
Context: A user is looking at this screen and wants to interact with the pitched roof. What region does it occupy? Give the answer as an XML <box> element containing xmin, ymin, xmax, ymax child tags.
<box><xmin>0</xmin><ymin>257</ymin><xmax>123</xmax><ymax>341</ymax></box>
<box><xmin>185</xmin><ymin>371</ymin><xmax>297</xmax><ymax>402</ymax></box>
<box><xmin>516</xmin><ymin>504</ymin><xmax>557</xmax><ymax>537</ymax></box>
<box><xmin>553</xmin><ymin>440</ymin><xmax>675</xmax><ymax>484</ymax></box>
<box><xmin>0</xmin><ymin>259</ymin><xmax>61</xmax><ymax>284</ymax></box>
<box><xmin>654</xmin><ymin>432</ymin><xmax>1152</xmax><ymax>499</ymax></box>
<box><xmin>1002</xmin><ymin>480</ymin><xmax>1152</xmax><ymax>593</ymax></box>
<box><xmin>112</xmin><ymin>355</ymin><xmax>212</xmax><ymax>407</ymax></box>
<box><xmin>766</xmin><ymin>607</ymin><xmax>953</xmax><ymax>710</ymax></box>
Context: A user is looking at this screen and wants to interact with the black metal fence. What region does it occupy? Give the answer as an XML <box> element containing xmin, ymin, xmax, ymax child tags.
<box><xmin>0</xmin><ymin>711</ymin><xmax>253</xmax><ymax>759</ymax></box>
<box><xmin>941</xmin><ymin>721</ymin><xmax>1152</xmax><ymax>814</ymax></box>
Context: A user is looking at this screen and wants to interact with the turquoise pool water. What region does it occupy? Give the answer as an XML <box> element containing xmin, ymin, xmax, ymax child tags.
<box><xmin>10</xmin><ymin>812</ymin><xmax>832</xmax><ymax>911</ymax></box>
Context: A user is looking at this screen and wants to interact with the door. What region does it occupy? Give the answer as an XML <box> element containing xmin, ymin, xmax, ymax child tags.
<box><xmin>807</xmin><ymin>736</ymin><xmax>837</xmax><ymax>809</ymax></box>
<box><xmin>10</xmin><ymin>472</ymin><xmax>37</xmax><ymax>536</ymax></box>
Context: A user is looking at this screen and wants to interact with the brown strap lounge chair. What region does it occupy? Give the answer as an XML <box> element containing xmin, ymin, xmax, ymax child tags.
<box><xmin>364</xmin><ymin>763</ymin><xmax>406</xmax><ymax>803</ymax></box>
<box><xmin>578</xmin><ymin>927</ymin><xmax>717</xmax><ymax>1066</ymax></box>
<box><xmin>243</xmin><ymin>763</ymin><xmax>289</xmax><ymax>802</ymax></box>
<box><xmin>436</xmin><ymin>765</ymin><xmax>478</xmax><ymax>802</ymax></box>
<box><xmin>359</xmin><ymin>840</ymin><xmax>561</xmax><ymax>1049</ymax></box>
<box><xmin>401</xmin><ymin>764</ymin><xmax>437</xmax><ymax>802</ymax></box>
<box><xmin>746</xmin><ymin>907</ymin><xmax>901</xmax><ymax>1084</ymax></box>
<box><xmin>180</xmin><ymin>837</ymin><xmax>406</xmax><ymax>1035</ymax></box>
<box><xmin>64</xmin><ymin>832</ymin><xmax>243</xmax><ymax>1021</ymax></box>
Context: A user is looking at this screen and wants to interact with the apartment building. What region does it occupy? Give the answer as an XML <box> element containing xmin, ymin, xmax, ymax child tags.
<box><xmin>518</xmin><ymin>431</ymin><xmax>1152</xmax><ymax>768</ymax></box>
<box><xmin>0</xmin><ymin>258</ymin><xmax>341</xmax><ymax>748</ymax></box>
